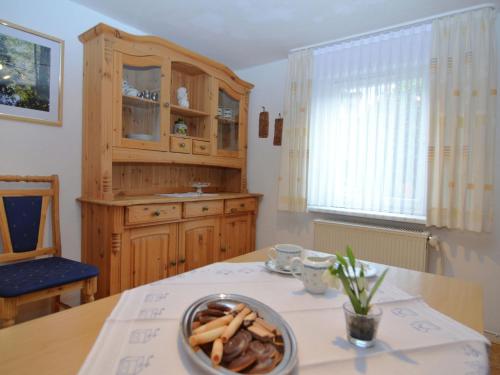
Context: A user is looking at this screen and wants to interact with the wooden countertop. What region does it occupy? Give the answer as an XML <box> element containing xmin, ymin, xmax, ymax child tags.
<box><xmin>0</xmin><ymin>248</ymin><xmax>484</xmax><ymax>375</ymax></box>
<box><xmin>78</xmin><ymin>192</ymin><xmax>263</xmax><ymax>206</ymax></box>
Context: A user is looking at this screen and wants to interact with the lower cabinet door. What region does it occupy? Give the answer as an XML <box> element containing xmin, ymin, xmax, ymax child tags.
<box><xmin>122</xmin><ymin>223</ymin><xmax>178</xmax><ymax>289</ymax></box>
<box><xmin>178</xmin><ymin>218</ymin><xmax>220</xmax><ymax>273</ymax></box>
<box><xmin>219</xmin><ymin>214</ymin><xmax>253</xmax><ymax>261</ymax></box>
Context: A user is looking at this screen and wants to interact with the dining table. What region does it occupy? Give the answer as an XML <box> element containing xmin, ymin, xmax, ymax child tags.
<box><xmin>0</xmin><ymin>247</ymin><xmax>485</xmax><ymax>375</ymax></box>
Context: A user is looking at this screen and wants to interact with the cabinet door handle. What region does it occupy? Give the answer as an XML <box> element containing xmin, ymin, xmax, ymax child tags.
<box><xmin>179</xmin><ymin>143</ymin><xmax>186</xmax><ymax>148</ymax></box>
<box><xmin>220</xmin><ymin>247</ymin><xmax>226</xmax><ymax>252</ymax></box>
<box><xmin>230</xmin><ymin>208</ymin><xmax>237</xmax><ymax>213</ymax></box>
<box><xmin>152</xmin><ymin>210</ymin><xmax>161</xmax><ymax>216</ymax></box>
<box><xmin>240</xmin><ymin>203</ymin><xmax>245</xmax><ymax>208</ymax></box>
<box><xmin>169</xmin><ymin>261</ymin><xmax>177</xmax><ymax>266</ymax></box>
<box><xmin>163</xmin><ymin>102</ymin><xmax>170</xmax><ymax>108</ymax></box>
<box><xmin>179</xmin><ymin>258</ymin><xmax>186</xmax><ymax>264</ymax></box>
<box><xmin>202</xmin><ymin>206</ymin><xmax>209</xmax><ymax>212</ymax></box>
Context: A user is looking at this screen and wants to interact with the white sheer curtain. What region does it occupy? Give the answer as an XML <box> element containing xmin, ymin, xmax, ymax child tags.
<box><xmin>307</xmin><ymin>24</ymin><xmax>432</xmax><ymax>221</ymax></box>
<box><xmin>427</xmin><ymin>8</ymin><xmax>496</xmax><ymax>232</ymax></box>
<box><xmin>278</xmin><ymin>50</ymin><xmax>313</xmax><ymax>212</ymax></box>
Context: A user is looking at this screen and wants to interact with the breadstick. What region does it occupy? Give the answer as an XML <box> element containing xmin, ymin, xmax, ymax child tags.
<box><xmin>221</xmin><ymin>307</ymin><xmax>251</xmax><ymax>343</ymax></box>
<box><xmin>189</xmin><ymin>326</ymin><xmax>226</xmax><ymax>347</ymax></box>
<box><xmin>193</xmin><ymin>314</ymin><xmax>234</xmax><ymax>334</ymax></box>
<box><xmin>255</xmin><ymin>317</ymin><xmax>278</xmax><ymax>333</ymax></box>
<box><xmin>248</xmin><ymin>323</ymin><xmax>275</xmax><ymax>341</ymax></box>
<box><xmin>211</xmin><ymin>338</ymin><xmax>223</xmax><ymax>365</ymax></box>
<box><xmin>233</xmin><ymin>303</ymin><xmax>246</xmax><ymax>313</ymax></box>
<box><xmin>191</xmin><ymin>321</ymin><xmax>201</xmax><ymax>330</ymax></box>
<box><xmin>243</xmin><ymin>312</ymin><xmax>257</xmax><ymax>323</ymax></box>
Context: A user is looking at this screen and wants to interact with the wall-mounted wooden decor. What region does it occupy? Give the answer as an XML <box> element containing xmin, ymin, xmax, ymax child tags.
<box><xmin>273</xmin><ymin>114</ymin><xmax>283</xmax><ymax>146</ymax></box>
<box><xmin>258</xmin><ymin>106</ymin><xmax>269</xmax><ymax>138</ymax></box>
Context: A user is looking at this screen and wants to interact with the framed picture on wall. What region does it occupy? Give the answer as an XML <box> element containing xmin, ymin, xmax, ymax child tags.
<box><xmin>0</xmin><ymin>19</ymin><xmax>63</xmax><ymax>126</ymax></box>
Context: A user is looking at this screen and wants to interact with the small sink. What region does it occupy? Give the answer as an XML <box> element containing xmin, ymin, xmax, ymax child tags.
<box><xmin>156</xmin><ymin>192</ymin><xmax>219</xmax><ymax>198</ymax></box>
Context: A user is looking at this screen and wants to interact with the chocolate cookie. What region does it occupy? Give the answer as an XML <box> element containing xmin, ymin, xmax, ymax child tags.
<box><xmin>223</xmin><ymin>330</ymin><xmax>252</xmax><ymax>362</ymax></box>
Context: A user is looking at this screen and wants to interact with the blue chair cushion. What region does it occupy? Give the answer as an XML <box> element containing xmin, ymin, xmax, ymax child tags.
<box><xmin>3</xmin><ymin>196</ymin><xmax>42</xmax><ymax>252</ymax></box>
<box><xmin>0</xmin><ymin>257</ymin><xmax>99</xmax><ymax>297</ymax></box>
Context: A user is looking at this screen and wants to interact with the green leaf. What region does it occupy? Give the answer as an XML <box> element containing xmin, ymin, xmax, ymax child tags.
<box><xmin>367</xmin><ymin>268</ymin><xmax>389</xmax><ymax>306</ymax></box>
<box><xmin>336</xmin><ymin>252</ymin><xmax>348</xmax><ymax>270</ymax></box>
<box><xmin>336</xmin><ymin>257</ymin><xmax>357</xmax><ymax>295</ymax></box>
<box><xmin>339</xmin><ymin>273</ymin><xmax>362</xmax><ymax>313</ymax></box>
<box><xmin>346</xmin><ymin>245</ymin><xmax>356</xmax><ymax>270</ymax></box>
<box><xmin>336</xmin><ymin>265</ymin><xmax>363</xmax><ymax>313</ymax></box>
<box><xmin>327</xmin><ymin>265</ymin><xmax>338</xmax><ymax>276</ymax></box>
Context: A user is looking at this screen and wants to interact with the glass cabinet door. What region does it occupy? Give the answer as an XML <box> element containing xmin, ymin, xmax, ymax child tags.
<box><xmin>117</xmin><ymin>53</ymin><xmax>169</xmax><ymax>150</ymax></box>
<box><xmin>216</xmin><ymin>81</ymin><xmax>242</xmax><ymax>157</ymax></box>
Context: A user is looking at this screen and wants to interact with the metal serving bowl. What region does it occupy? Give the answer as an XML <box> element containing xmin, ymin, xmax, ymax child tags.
<box><xmin>179</xmin><ymin>293</ymin><xmax>298</xmax><ymax>375</ymax></box>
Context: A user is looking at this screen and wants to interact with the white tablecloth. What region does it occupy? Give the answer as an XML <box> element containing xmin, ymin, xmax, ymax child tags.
<box><xmin>78</xmin><ymin>261</ymin><xmax>489</xmax><ymax>375</ymax></box>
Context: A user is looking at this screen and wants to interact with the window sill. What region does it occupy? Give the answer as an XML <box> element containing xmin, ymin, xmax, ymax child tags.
<box><xmin>307</xmin><ymin>206</ymin><xmax>426</xmax><ymax>225</ymax></box>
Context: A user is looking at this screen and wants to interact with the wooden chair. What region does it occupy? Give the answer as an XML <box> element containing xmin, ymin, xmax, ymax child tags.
<box><xmin>0</xmin><ymin>175</ymin><xmax>98</xmax><ymax>328</ymax></box>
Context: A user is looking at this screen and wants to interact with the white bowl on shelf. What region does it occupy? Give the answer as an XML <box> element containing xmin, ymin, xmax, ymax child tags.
<box><xmin>126</xmin><ymin>133</ymin><xmax>155</xmax><ymax>141</ymax></box>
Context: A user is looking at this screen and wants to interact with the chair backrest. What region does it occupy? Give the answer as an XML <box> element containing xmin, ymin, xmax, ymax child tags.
<box><xmin>0</xmin><ymin>175</ymin><xmax>61</xmax><ymax>263</ymax></box>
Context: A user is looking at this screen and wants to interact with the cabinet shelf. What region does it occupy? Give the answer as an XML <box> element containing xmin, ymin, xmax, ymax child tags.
<box><xmin>170</xmin><ymin>104</ymin><xmax>210</xmax><ymax>117</ymax></box>
<box><xmin>122</xmin><ymin>95</ymin><xmax>160</xmax><ymax>107</ymax></box>
<box><xmin>169</xmin><ymin>134</ymin><xmax>210</xmax><ymax>142</ymax></box>
<box><xmin>216</xmin><ymin>116</ymin><xmax>239</xmax><ymax>125</ymax></box>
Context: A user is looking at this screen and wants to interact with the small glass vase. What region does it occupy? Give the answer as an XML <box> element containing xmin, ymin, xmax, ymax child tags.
<box><xmin>343</xmin><ymin>302</ymin><xmax>382</xmax><ymax>348</ymax></box>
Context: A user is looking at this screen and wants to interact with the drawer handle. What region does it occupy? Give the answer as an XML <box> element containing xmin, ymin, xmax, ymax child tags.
<box><xmin>220</xmin><ymin>247</ymin><xmax>226</xmax><ymax>252</ymax></box>
<box><xmin>240</xmin><ymin>203</ymin><xmax>245</xmax><ymax>208</ymax></box>
<box><xmin>202</xmin><ymin>206</ymin><xmax>209</xmax><ymax>212</ymax></box>
<box><xmin>179</xmin><ymin>142</ymin><xmax>186</xmax><ymax>148</ymax></box>
<box><xmin>152</xmin><ymin>210</ymin><xmax>161</xmax><ymax>217</ymax></box>
<box><xmin>179</xmin><ymin>258</ymin><xmax>186</xmax><ymax>264</ymax></box>
<box><xmin>200</xmin><ymin>145</ymin><xmax>206</xmax><ymax>150</ymax></box>
<box><xmin>169</xmin><ymin>261</ymin><xmax>177</xmax><ymax>266</ymax></box>
<box><xmin>230</xmin><ymin>208</ymin><xmax>237</xmax><ymax>213</ymax></box>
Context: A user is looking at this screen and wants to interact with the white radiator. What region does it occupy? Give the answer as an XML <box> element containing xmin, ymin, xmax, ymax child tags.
<box><xmin>313</xmin><ymin>219</ymin><xmax>430</xmax><ymax>272</ymax></box>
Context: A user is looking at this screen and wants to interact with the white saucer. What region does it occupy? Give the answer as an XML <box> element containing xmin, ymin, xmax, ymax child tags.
<box><xmin>345</xmin><ymin>261</ymin><xmax>377</xmax><ymax>278</ymax></box>
<box><xmin>264</xmin><ymin>259</ymin><xmax>298</xmax><ymax>276</ymax></box>
<box><xmin>264</xmin><ymin>257</ymin><xmax>376</xmax><ymax>278</ymax></box>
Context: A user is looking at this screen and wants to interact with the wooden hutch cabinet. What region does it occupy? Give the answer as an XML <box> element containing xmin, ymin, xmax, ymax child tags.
<box><xmin>78</xmin><ymin>24</ymin><xmax>260</xmax><ymax>299</ymax></box>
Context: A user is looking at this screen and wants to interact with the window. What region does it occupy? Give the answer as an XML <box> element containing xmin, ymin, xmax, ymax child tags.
<box><xmin>307</xmin><ymin>24</ymin><xmax>432</xmax><ymax>222</ymax></box>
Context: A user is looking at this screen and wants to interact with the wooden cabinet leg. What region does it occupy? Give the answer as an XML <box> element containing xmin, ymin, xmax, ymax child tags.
<box><xmin>82</xmin><ymin>277</ymin><xmax>98</xmax><ymax>303</ymax></box>
<box><xmin>1</xmin><ymin>298</ymin><xmax>18</xmax><ymax>328</ymax></box>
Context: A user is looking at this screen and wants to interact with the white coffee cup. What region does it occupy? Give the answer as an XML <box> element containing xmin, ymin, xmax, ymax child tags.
<box><xmin>290</xmin><ymin>255</ymin><xmax>334</xmax><ymax>294</ymax></box>
<box><xmin>268</xmin><ymin>244</ymin><xmax>303</xmax><ymax>270</ymax></box>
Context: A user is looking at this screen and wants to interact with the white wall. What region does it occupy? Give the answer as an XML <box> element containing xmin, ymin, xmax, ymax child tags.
<box><xmin>237</xmin><ymin>21</ymin><xmax>500</xmax><ymax>335</ymax></box>
<box><xmin>0</xmin><ymin>1</ymin><xmax>144</xmax><ymax>261</ymax></box>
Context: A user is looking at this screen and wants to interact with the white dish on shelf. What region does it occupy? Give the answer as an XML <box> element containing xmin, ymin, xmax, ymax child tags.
<box><xmin>126</xmin><ymin>133</ymin><xmax>155</xmax><ymax>141</ymax></box>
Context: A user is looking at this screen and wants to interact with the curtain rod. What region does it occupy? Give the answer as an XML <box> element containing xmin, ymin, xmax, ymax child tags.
<box><xmin>290</xmin><ymin>3</ymin><xmax>495</xmax><ymax>53</ymax></box>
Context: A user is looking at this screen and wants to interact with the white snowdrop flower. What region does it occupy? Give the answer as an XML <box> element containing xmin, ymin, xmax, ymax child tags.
<box><xmin>359</xmin><ymin>289</ymin><xmax>368</xmax><ymax>308</ymax></box>
<box><xmin>358</xmin><ymin>276</ymin><xmax>368</xmax><ymax>291</ymax></box>
<box><xmin>322</xmin><ymin>270</ymin><xmax>340</xmax><ymax>289</ymax></box>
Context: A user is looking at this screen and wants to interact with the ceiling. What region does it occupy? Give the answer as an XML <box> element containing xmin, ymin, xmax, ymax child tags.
<box><xmin>72</xmin><ymin>0</ymin><xmax>499</xmax><ymax>69</ymax></box>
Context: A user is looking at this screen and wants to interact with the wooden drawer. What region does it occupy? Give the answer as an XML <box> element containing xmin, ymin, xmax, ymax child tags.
<box><xmin>225</xmin><ymin>198</ymin><xmax>256</xmax><ymax>214</ymax></box>
<box><xmin>170</xmin><ymin>136</ymin><xmax>192</xmax><ymax>154</ymax></box>
<box><xmin>192</xmin><ymin>140</ymin><xmax>210</xmax><ymax>155</ymax></box>
<box><xmin>126</xmin><ymin>203</ymin><xmax>182</xmax><ymax>225</ymax></box>
<box><xmin>183</xmin><ymin>200</ymin><xmax>224</xmax><ymax>218</ymax></box>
